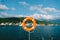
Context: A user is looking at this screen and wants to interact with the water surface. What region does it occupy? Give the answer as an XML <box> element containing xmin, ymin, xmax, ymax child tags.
<box><xmin>0</xmin><ymin>25</ymin><xmax>60</xmax><ymax>40</ymax></box>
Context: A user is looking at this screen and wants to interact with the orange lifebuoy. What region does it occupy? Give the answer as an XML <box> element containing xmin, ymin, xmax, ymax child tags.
<box><xmin>21</xmin><ymin>17</ymin><xmax>36</xmax><ymax>32</ymax></box>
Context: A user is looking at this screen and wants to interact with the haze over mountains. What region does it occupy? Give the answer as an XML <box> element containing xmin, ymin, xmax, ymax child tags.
<box><xmin>0</xmin><ymin>13</ymin><xmax>60</xmax><ymax>24</ymax></box>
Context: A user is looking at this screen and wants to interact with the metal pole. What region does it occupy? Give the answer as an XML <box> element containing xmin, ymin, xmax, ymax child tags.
<box><xmin>51</xmin><ymin>37</ymin><xmax>53</xmax><ymax>40</ymax></box>
<box><xmin>29</xmin><ymin>32</ymin><xmax>30</xmax><ymax>40</ymax></box>
<box><xmin>42</xmin><ymin>37</ymin><xmax>44</xmax><ymax>40</ymax></box>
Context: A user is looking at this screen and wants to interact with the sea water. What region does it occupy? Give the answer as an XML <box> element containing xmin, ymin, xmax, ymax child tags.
<box><xmin>0</xmin><ymin>25</ymin><xmax>60</xmax><ymax>40</ymax></box>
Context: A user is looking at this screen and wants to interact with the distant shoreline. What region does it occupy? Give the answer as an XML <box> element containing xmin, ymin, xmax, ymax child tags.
<box><xmin>0</xmin><ymin>23</ymin><xmax>60</xmax><ymax>26</ymax></box>
<box><xmin>0</xmin><ymin>17</ymin><xmax>60</xmax><ymax>26</ymax></box>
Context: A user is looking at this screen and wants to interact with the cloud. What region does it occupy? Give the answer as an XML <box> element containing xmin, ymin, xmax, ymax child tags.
<box><xmin>30</xmin><ymin>13</ymin><xmax>59</xmax><ymax>20</ymax></box>
<box><xmin>0</xmin><ymin>12</ymin><xmax>13</xmax><ymax>17</ymax></box>
<box><xmin>19</xmin><ymin>1</ymin><xmax>29</xmax><ymax>6</ymax></box>
<box><xmin>30</xmin><ymin>4</ymin><xmax>43</xmax><ymax>10</ymax></box>
<box><xmin>0</xmin><ymin>15</ymin><xmax>2</xmax><ymax>17</ymax></box>
<box><xmin>0</xmin><ymin>3</ymin><xmax>60</xmax><ymax>20</ymax></box>
<box><xmin>11</xmin><ymin>8</ymin><xmax>16</xmax><ymax>10</ymax></box>
<box><xmin>0</xmin><ymin>4</ymin><xmax>9</xmax><ymax>10</ymax></box>
<box><xmin>43</xmin><ymin>7</ymin><xmax>56</xmax><ymax>12</ymax></box>
<box><xmin>0</xmin><ymin>12</ymin><xmax>9</xmax><ymax>16</ymax></box>
<box><xmin>15</xmin><ymin>14</ymin><xmax>29</xmax><ymax>17</ymax></box>
<box><xmin>15</xmin><ymin>15</ymin><xmax>25</xmax><ymax>17</ymax></box>
<box><xmin>14</xmin><ymin>13</ymin><xmax>59</xmax><ymax>20</ymax></box>
<box><xmin>29</xmin><ymin>4</ymin><xmax>60</xmax><ymax>20</ymax></box>
<box><xmin>0</xmin><ymin>12</ymin><xmax>59</xmax><ymax>20</ymax></box>
<box><xmin>0</xmin><ymin>4</ymin><xmax>16</xmax><ymax>10</ymax></box>
<box><xmin>29</xmin><ymin>5</ymin><xmax>60</xmax><ymax>14</ymax></box>
<box><xmin>0</xmin><ymin>12</ymin><xmax>28</xmax><ymax>18</ymax></box>
<box><xmin>43</xmin><ymin>7</ymin><xmax>60</xmax><ymax>12</ymax></box>
<box><xmin>29</xmin><ymin>5</ymin><xmax>47</xmax><ymax>14</ymax></box>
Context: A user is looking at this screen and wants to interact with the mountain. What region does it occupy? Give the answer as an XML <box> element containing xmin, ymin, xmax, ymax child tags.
<box><xmin>0</xmin><ymin>17</ymin><xmax>51</xmax><ymax>24</ymax></box>
<box><xmin>48</xmin><ymin>19</ymin><xmax>60</xmax><ymax>24</ymax></box>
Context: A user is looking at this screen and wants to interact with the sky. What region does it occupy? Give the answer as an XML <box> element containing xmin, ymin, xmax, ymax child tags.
<box><xmin>0</xmin><ymin>0</ymin><xmax>60</xmax><ymax>20</ymax></box>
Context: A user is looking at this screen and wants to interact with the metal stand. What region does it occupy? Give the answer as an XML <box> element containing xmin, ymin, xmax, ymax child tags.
<box><xmin>51</xmin><ymin>37</ymin><xmax>53</xmax><ymax>40</ymax></box>
<box><xmin>42</xmin><ymin>37</ymin><xmax>44</xmax><ymax>40</ymax></box>
<box><xmin>28</xmin><ymin>32</ymin><xmax>30</xmax><ymax>40</ymax></box>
